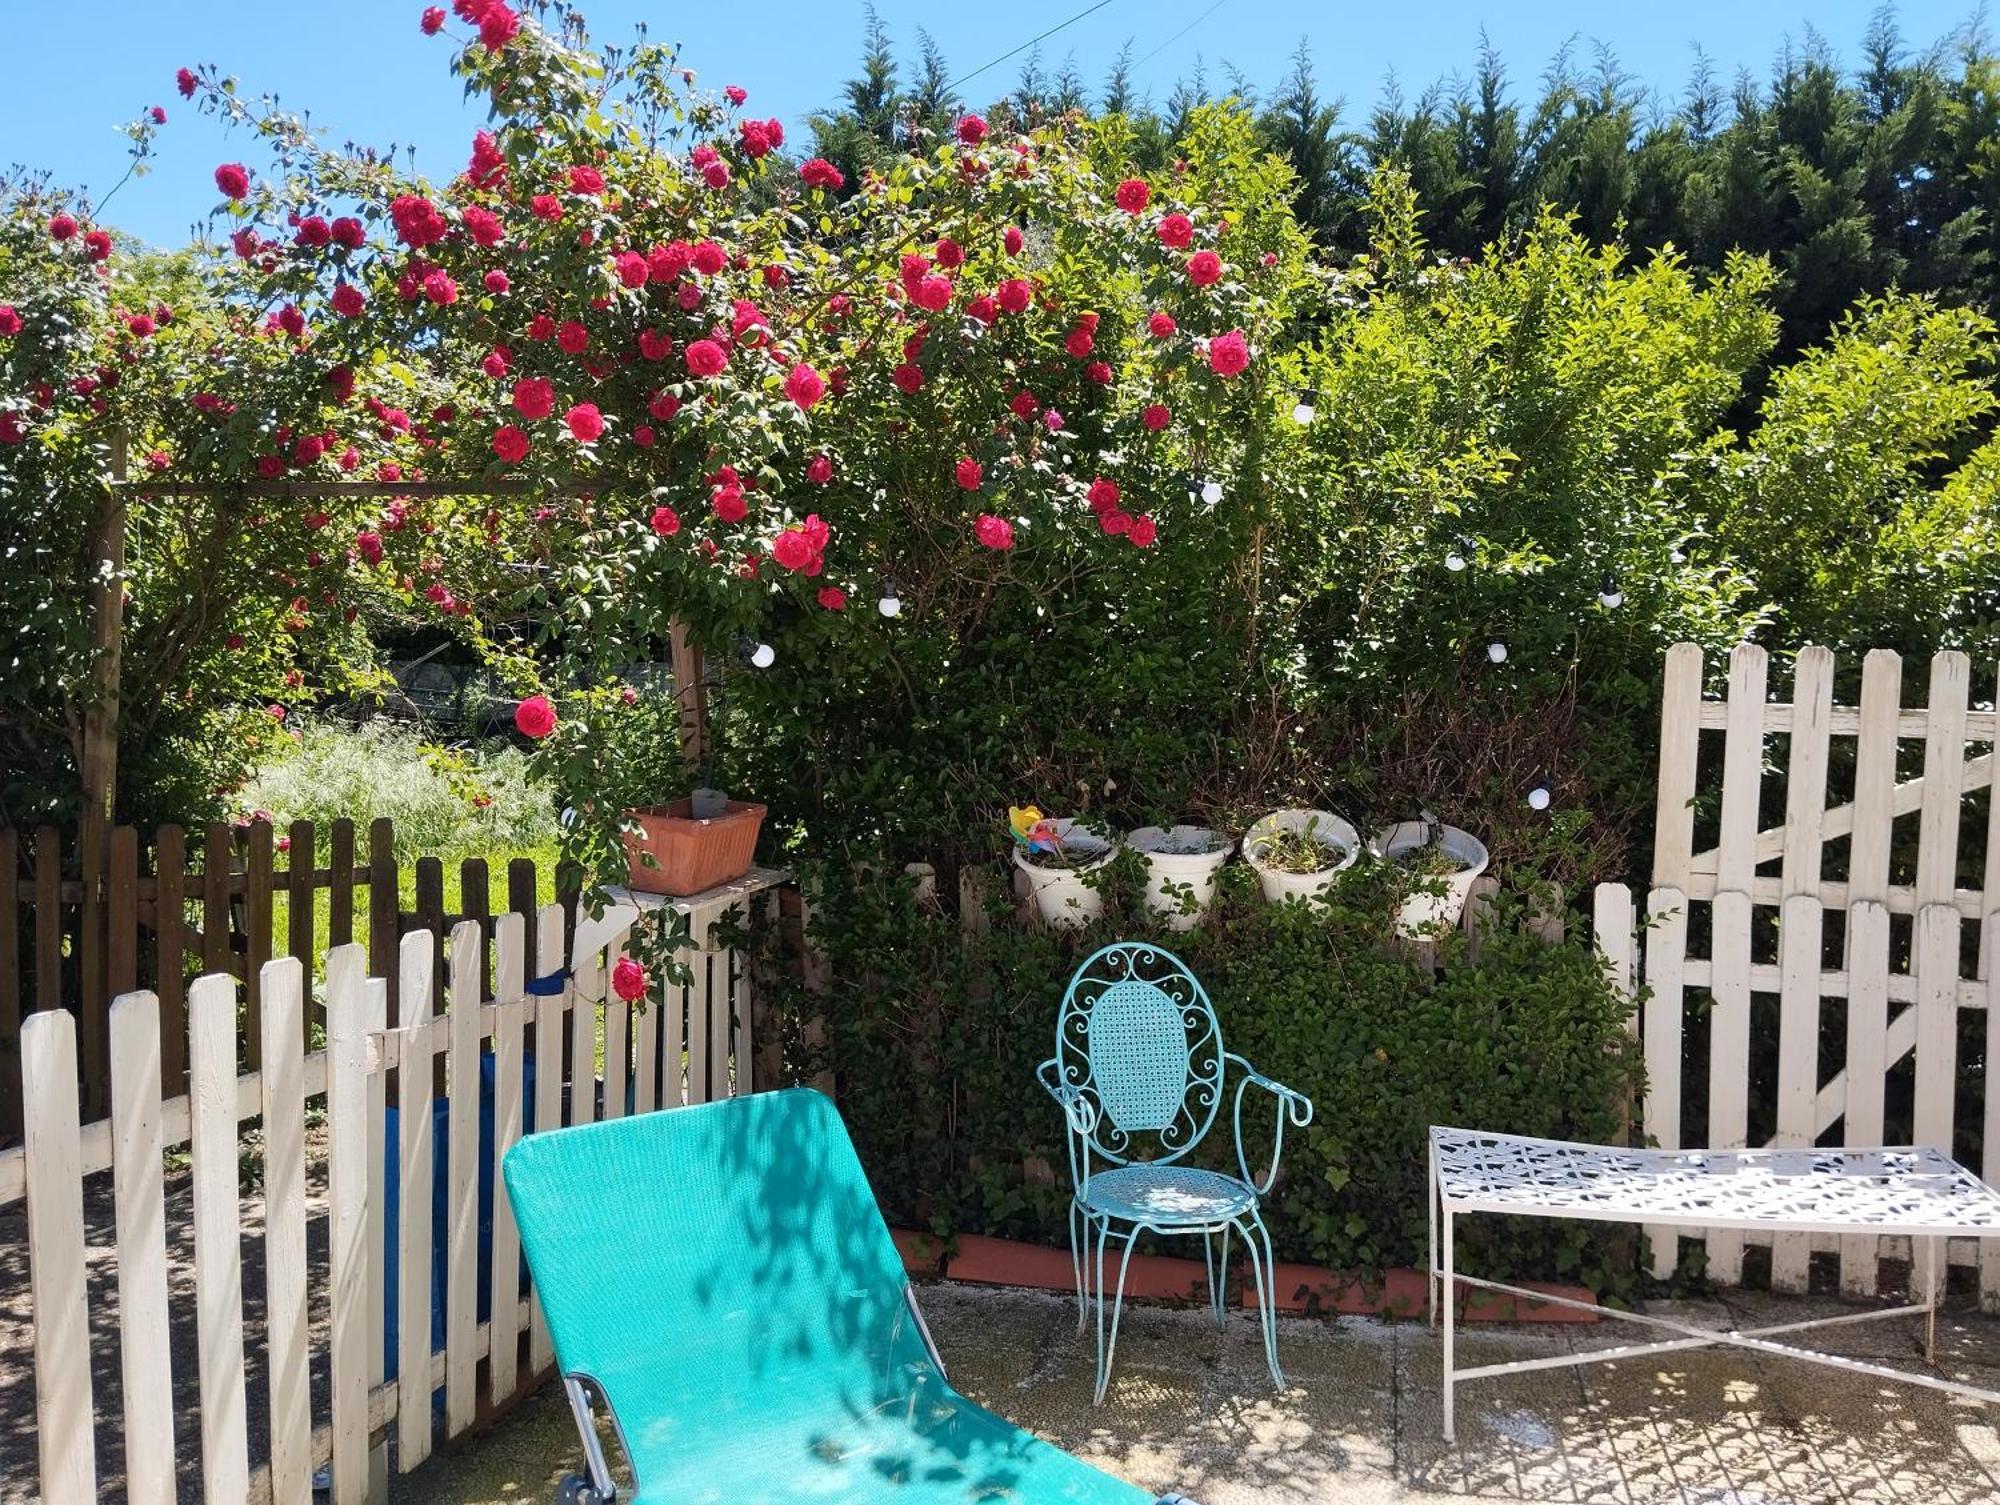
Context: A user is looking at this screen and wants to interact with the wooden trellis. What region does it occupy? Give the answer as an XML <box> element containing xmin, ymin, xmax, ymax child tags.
<box><xmin>1642</xmin><ymin>642</ymin><xmax>2000</xmax><ymax>1305</ymax></box>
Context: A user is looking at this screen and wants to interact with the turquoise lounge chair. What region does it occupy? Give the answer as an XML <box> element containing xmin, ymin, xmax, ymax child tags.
<box><xmin>504</xmin><ymin>1087</ymin><xmax>1191</xmax><ymax>1504</ymax></box>
<box><xmin>1038</xmin><ymin>943</ymin><xmax>1315</xmax><ymax>1403</ymax></box>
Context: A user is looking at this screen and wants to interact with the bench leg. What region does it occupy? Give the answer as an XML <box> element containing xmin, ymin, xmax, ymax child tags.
<box><xmin>1427</xmin><ymin>1148</ymin><xmax>1439</xmax><ymax>1332</ymax></box>
<box><xmin>1925</xmin><ymin>1235</ymin><xmax>1942</xmax><ymax>1365</ymax></box>
<box><xmin>1442</xmin><ymin>1207</ymin><xmax>1455</xmax><ymax>1444</ymax></box>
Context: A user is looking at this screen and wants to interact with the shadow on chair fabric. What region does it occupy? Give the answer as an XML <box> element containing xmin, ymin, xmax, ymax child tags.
<box><xmin>504</xmin><ymin>1086</ymin><xmax>1195</xmax><ymax>1504</ymax></box>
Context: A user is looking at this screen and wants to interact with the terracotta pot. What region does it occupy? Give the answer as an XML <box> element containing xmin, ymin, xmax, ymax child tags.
<box><xmin>622</xmin><ymin>798</ymin><xmax>765</xmax><ymax>896</ymax></box>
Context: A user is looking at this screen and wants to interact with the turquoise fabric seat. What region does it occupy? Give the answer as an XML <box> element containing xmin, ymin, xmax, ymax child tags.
<box><xmin>504</xmin><ymin>1088</ymin><xmax>1175</xmax><ymax>1505</ymax></box>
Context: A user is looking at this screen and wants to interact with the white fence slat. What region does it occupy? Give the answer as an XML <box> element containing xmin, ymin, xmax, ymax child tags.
<box><xmin>395</xmin><ymin>930</ymin><xmax>436</xmax><ymax>1471</ymax></box>
<box><xmin>365</xmin><ymin>973</ymin><xmax>391</xmax><ymax>1505</ymax></box>
<box><xmin>1847</xmin><ymin>651</ymin><xmax>1903</xmax><ymax>911</ymax></box>
<box><xmin>109</xmin><ymin>994</ymin><xmax>175</xmax><ymax>1505</ymax></box>
<box><xmin>571</xmin><ymin>956</ymin><xmax>598</xmax><ymax>1129</ymax></box>
<box><xmin>1593</xmin><ymin>883</ymin><xmax>1635</xmax><ymax>1014</ymax></box>
<box><xmin>189</xmin><ymin>974</ymin><xmax>251</xmax><ymax>1504</ymax></box>
<box><xmin>718</xmin><ymin>943</ymin><xmax>739</xmax><ymax>1096</ymax></box>
<box><xmin>1705</xmin><ymin>889</ymin><xmax>1755</xmax><ymax>1285</ymax></box>
<box><xmin>529</xmin><ymin>902</ymin><xmax>566</xmax><ymax>1375</ymax></box>
<box><xmin>1916</xmin><ymin>652</ymin><xmax>1971</xmax><ymax>905</ymax></box>
<box><xmin>1642</xmin><ymin>888</ymin><xmax>1688</xmax><ymax>1278</ymax></box>
<box><xmin>1914</xmin><ymin>902</ymin><xmax>1962</xmax><ymax>1144</ymax></box>
<box><xmin>1651</xmin><ymin>641</ymin><xmax>1704</xmax><ymax>889</ymax></box>
<box><xmin>489</xmin><ymin>912</ymin><xmax>527</xmax><ymax>1404</ymax></box>
<box><xmin>687</xmin><ymin>907</ymin><xmax>713</xmax><ymax>1105</ymax></box>
<box><xmin>1983</xmin><ymin>914</ymin><xmax>2000</xmax><ymax>1309</ymax></box>
<box><xmin>633</xmin><ymin>968</ymin><xmax>659</xmax><ymax>1112</ymax></box>
<box><xmin>603</xmin><ymin>931</ymin><xmax>630</xmax><ymax>1121</ymax></box>
<box><xmin>445</xmin><ymin>921</ymin><xmax>482</xmax><ymax>1436</ymax></box>
<box><xmin>259</xmin><ymin>960</ymin><xmax>313</xmax><ymax>1505</ymax></box>
<box><xmin>1841</xmin><ymin>900</ymin><xmax>1893</xmax><ymax>1296</ymax></box>
<box><xmin>22</xmin><ymin>1010</ymin><xmax>97</xmax><ymax>1505</ymax></box>
<box><xmin>667</xmin><ymin>943</ymin><xmax>688</xmax><ymax>1109</ymax></box>
<box><xmin>1981</xmin><ymin>665</ymin><xmax>2000</xmax><ymax>980</ymax></box>
<box><xmin>1771</xmin><ymin>894</ymin><xmax>1826</xmax><ymax>1292</ymax></box>
<box><xmin>326</xmin><ymin>944</ymin><xmax>372</xmax><ymax>1503</ymax></box>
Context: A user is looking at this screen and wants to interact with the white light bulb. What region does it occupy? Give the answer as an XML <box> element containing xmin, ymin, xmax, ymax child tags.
<box><xmin>1200</xmin><ymin>479</ymin><xmax>1224</xmax><ymax>507</ymax></box>
<box><xmin>1527</xmin><ymin>785</ymin><xmax>1551</xmax><ymax>811</ymax></box>
<box><xmin>877</xmin><ymin>594</ymin><xmax>902</xmax><ymax>619</ymax></box>
<box><xmin>1487</xmin><ymin>641</ymin><xmax>1508</xmax><ymax>664</ymax></box>
<box><xmin>1599</xmin><ymin>588</ymin><xmax>1624</xmax><ymax>609</ymax></box>
<box><xmin>1291</xmin><ymin>400</ymin><xmax>1315</xmax><ymax>424</ymax></box>
<box><xmin>1444</xmin><ymin>551</ymin><xmax>1466</xmax><ymax>573</ymax></box>
<box><xmin>750</xmin><ymin>642</ymin><xmax>776</xmax><ymax>669</ymax></box>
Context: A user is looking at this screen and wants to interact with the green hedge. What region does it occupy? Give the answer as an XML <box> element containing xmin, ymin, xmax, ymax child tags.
<box><xmin>756</xmin><ymin>854</ymin><xmax>1643</xmax><ymax>1299</ymax></box>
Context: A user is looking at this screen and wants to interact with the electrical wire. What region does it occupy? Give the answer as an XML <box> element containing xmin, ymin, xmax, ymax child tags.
<box><xmin>1134</xmin><ymin>0</ymin><xmax>1231</xmax><ymax>69</ymax></box>
<box><xmin>945</xmin><ymin>0</ymin><xmax>1124</xmax><ymax>93</ymax></box>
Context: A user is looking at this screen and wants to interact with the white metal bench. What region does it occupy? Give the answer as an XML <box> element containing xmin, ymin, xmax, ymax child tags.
<box><xmin>1427</xmin><ymin>1126</ymin><xmax>2000</xmax><ymax>1442</ymax></box>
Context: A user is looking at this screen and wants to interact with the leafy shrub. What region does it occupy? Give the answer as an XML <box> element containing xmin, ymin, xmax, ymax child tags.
<box><xmin>757</xmin><ymin>854</ymin><xmax>1642</xmax><ymax>1295</ymax></box>
<box><xmin>240</xmin><ymin>717</ymin><xmax>556</xmax><ymax>860</ymax></box>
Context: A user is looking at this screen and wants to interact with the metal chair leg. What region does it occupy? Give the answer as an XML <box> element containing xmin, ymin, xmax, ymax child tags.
<box><xmin>1094</xmin><ymin>1224</ymin><xmax>1140</xmax><ymax>1405</ymax></box>
<box><xmin>1070</xmin><ymin>1200</ymin><xmax>1089</xmax><ymax>1333</ymax></box>
<box><xmin>1214</xmin><ymin>1224</ymin><xmax>1231</xmax><ymax>1329</ymax></box>
<box><xmin>1239</xmin><ymin>1214</ymin><xmax>1285</xmax><ymax>1391</ymax></box>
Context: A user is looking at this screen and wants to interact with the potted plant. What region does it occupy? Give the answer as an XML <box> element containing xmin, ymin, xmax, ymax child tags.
<box><xmin>1373</xmin><ymin>817</ymin><xmax>1490</xmax><ymax>936</ymax></box>
<box><xmin>1126</xmin><ymin>824</ymin><xmax>1233</xmax><ymax>930</ymax></box>
<box><xmin>1242</xmin><ymin>809</ymin><xmax>1360</xmax><ymax>903</ymax></box>
<box><xmin>1010</xmin><ymin>806</ymin><xmax>1115</xmax><ymax>929</ymax></box>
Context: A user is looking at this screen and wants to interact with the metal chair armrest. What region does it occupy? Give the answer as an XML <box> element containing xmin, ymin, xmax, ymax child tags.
<box><xmin>1037</xmin><ymin>1056</ymin><xmax>1098</xmax><ymax>1137</ymax></box>
<box><xmin>1226</xmin><ymin>1053</ymin><xmax>1314</xmax><ymax>1195</ymax></box>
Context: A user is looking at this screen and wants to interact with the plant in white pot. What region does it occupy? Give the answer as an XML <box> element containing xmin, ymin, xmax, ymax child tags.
<box><xmin>1126</xmin><ymin>824</ymin><xmax>1234</xmax><ymax>930</ymax></box>
<box><xmin>1373</xmin><ymin>816</ymin><xmax>1490</xmax><ymax>937</ymax></box>
<box><xmin>1242</xmin><ymin>809</ymin><xmax>1360</xmax><ymax>903</ymax></box>
<box><xmin>1010</xmin><ymin>806</ymin><xmax>1115</xmax><ymax>929</ymax></box>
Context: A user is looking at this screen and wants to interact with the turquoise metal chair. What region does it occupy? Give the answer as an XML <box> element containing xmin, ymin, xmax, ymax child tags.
<box><xmin>1037</xmin><ymin>943</ymin><xmax>1314</xmax><ymax>1403</ymax></box>
<box><xmin>504</xmin><ymin>1088</ymin><xmax>1193</xmax><ymax>1504</ymax></box>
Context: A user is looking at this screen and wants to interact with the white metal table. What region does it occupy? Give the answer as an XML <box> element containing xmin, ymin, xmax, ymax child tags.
<box><xmin>1428</xmin><ymin>1126</ymin><xmax>2000</xmax><ymax>1441</ymax></box>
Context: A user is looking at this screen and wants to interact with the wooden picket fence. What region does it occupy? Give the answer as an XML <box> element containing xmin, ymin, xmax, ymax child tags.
<box><xmin>0</xmin><ymin>816</ymin><xmax>567</xmax><ymax>1137</ymax></box>
<box><xmin>1637</xmin><ymin>642</ymin><xmax>2000</xmax><ymax>1303</ymax></box>
<box><xmin>6</xmin><ymin>871</ymin><xmax>785</xmax><ymax>1505</ymax></box>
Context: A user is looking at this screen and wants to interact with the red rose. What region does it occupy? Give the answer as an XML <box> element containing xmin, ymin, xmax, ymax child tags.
<box><xmin>996</xmin><ymin>278</ymin><xmax>1033</xmax><ymax>314</ymax></box>
<box><xmin>482</xmin><ymin>347</ymin><xmax>511</xmax><ymax>380</ymax></box>
<box><xmin>955</xmin><ymin>457</ymin><xmax>983</xmax><ymax>491</ymax></box>
<box><xmin>478</xmin><ymin>2</ymin><xmax>519</xmax><ymax>50</ymax></box>
<box><xmin>1129</xmin><ymin>516</ymin><xmax>1158</xmax><ymax>548</ymax></box>
<box><xmin>389</xmin><ymin>194</ymin><xmax>448</xmax><ymax>248</ymax></box>
<box><xmin>650</xmin><ymin>505</ymin><xmax>680</xmax><ymax>536</ymax></box>
<box><xmin>331</xmin><ymin>217</ymin><xmax>365</xmax><ymax>248</ymax></box>
<box><xmin>967</xmin><ymin>295</ymin><xmax>998</xmax><ymax>325</ymax></box>
<box><xmin>648</xmin><ymin>390</ymin><xmax>683</xmax><ymax>421</ymax></box>
<box><xmin>331</xmin><ymin>282</ymin><xmax>366</xmax><ymax>318</ymax></box>
<box><xmin>712</xmin><ymin>483</ymin><xmax>748</xmax><ymax>523</ymax></box>
<box><xmin>799</xmin><ymin>157</ymin><xmax>845</xmax><ymax>191</ymax></box>
<box><xmin>527</xmin><ymin>313</ymin><xmax>555</xmax><ymax>340</ymax></box>
<box><xmin>772</xmin><ymin>528</ymin><xmax>816</xmax><ymax>572</ymax></box>
<box><xmin>463</xmin><ymin>206</ymin><xmax>504</xmax><ymax>247</ymax></box>
<box><xmin>564</xmin><ymin>403</ymin><xmax>604</xmax><ymax>442</ymax></box>
<box><xmin>1009</xmin><ymin>389</ymin><xmax>1039</xmax><ymax>420</ymax></box>
<box><xmin>638</xmin><ymin>328</ymin><xmax>673</xmax><ymax>361</ymax></box>
<box><xmin>0</xmin><ymin>306</ymin><xmax>20</xmax><ymax>337</ymax></box>
<box><xmin>692</xmin><ymin>240</ymin><xmax>728</xmax><ymax>275</ymax></box>
<box><xmin>1087</xmin><ymin>478</ymin><xmax>1120</xmax><ymax>513</ymax></box>
<box><xmin>614</xmin><ymin>251</ymin><xmax>649</xmax><ymax>288</ymax></box>
<box><xmin>785</xmin><ymin>363</ymin><xmax>827</xmax><ymax>410</ymax></box>
<box><xmin>633</xmin><ymin>424</ymin><xmax>656</xmax><ymax>448</ymax></box>
<box><xmin>703</xmin><ymin>161</ymin><xmax>731</xmax><ymax>190</ymax></box>
<box><xmin>913</xmin><ymin>274</ymin><xmax>955</xmax><ymax>313</ymax></box>
<box><xmin>891</xmin><ymin>363</ymin><xmax>925</xmax><ymax>394</ymax></box>
<box><xmin>491</xmin><ymin>424</ymin><xmax>531</xmax><ymax>464</ymax></box>
<box><xmin>610</xmin><ymin>957</ymin><xmax>647</xmax><ymax>1003</ymax></box>
<box><xmin>725</xmin><ymin>84</ymin><xmax>748</xmax><ymax>105</ymax></box>
<box><xmin>177</xmin><ymin>67</ymin><xmax>197</xmax><ymax>97</ymax></box>
<box><xmin>935</xmin><ymin>237</ymin><xmax>965</xmax><ymax>268</ymax></box>
<box><xmin>974</xmin><ymin>514</ymin><xmax>1014</xmax><ymax>550</ymax></box>
<box><xmin>1157</xmin><ymin>213</ymin><xmax>1194</xmax><ymax>249</ymax></box>
<box><xmin>556</xmin><ymin>321</ymin><xmax>589</xmax><ymax>355</ymax></box>
<box><xmin>1003</xmin><ymin>226</ymin><xmax>1024</xmax><ymax>255</ymax></box>
<box><xmin>423</xmin><ymin>270</ymin><xmax>458</xmax><ymax>305</ymax></box>
<box><xmin>531</xmin><ymin>194</ymin><xmax>562</xmax><ymax>220</ymax></box>
<box><xmin>512</xmin><ymin>377</ymin><xmax>554</xmax><ymax>419</ymax></box>
<box><xmin>1148</xmin><ymin>311</ymin><xmax>1177</xmax><ymax>338</ymax></box>
<box><xmin>356</xmin><ymin>529</ymin><xmax>385</xmax><ymax>564</ymax></box>
<box><xmin>1141</xmin><ymin>402</ymin><xmax>1170</xmax><ymax>431</ymax></box>
<box><xmin>817</xmin><ymin>586</ymin><xmax>847</xmax><ymax>611</ymax></box>
<box><xmin>739</xmin><ymin>120</ymin><xmax>773</xmax><ymax>158</ymax></box>
<box><xmin>295</xmin><ymin>216</ymin><xmax>331</xmax><ymax>247</ymax></box>
<box><xmin>1114</xmin><ymin>178</ymin><xmax>1151</xmax><ymax>213</ymax></box>
<box><xmin>421</xmin><ymin>6</ymin><xmax>445</xmax><ymax>33</ymax></box>
<box><xmin>84</xmin><ymin>229</ymin><xmax>112</xmax><ymax>262</ymax></box>
<box><xmin>1086</xmin><ymin>361</ymin><xmax>1113</xmax><ymax>385</ymax></box>
<box><xmin>1065</xmin><ymin>325</ymin><xmax>1095</xmax><ymax>358</ymax></box>
<box><xmin>1187</xmin><ymin>250</ymin><xmax>1223</xmax><ymax>287</ymax></box>
<box><xmin>149</xmin><ymin>106</ymin><xmax>166</xmax><ymax>124</ymax></box>
<box><xmin>1207</xmin><ymin>329</ymin><xmax>1250</xmax><ymax>377</ymax></box>
<box><xmin>806</xmin><ymin>454</ymin><xmax>833</xmax><ymax>485</ymax></box>
<box><xmin>685</xmin><ymin>339</ymin><xmax>727</xmax><ymax>377</ymax></box>
<box><xmin>214</xmin><ymin>163</ymin><xmax>249</xmax><ymax>200</ymax></box>
<box><xmin>127</xmin><ymin>313</ymin><xmax>156</xmax><ymax>337</ymax></box>
<box><xmin>514</xmin><ymin>694</ymin><xmax>557</xmax><ymax>738</ymax></box>
<box><xmin>569</xmin><ymin>164</ymin><xmax>605</xmax><ymax>195</ymax></box>
<box><xmin>956</xmin><ymin>114</ymin><xmax>989</xmax><ymax>145</ymax></box>
<box><xmin>484</xmin><ymin>269</ymin><xmax>510</xmax><ymax>294</ymax></box>
<box><xmin>1100</xmin><ymin>509</ymin><xmax>1130</xmax><ymax>536</ymax></box>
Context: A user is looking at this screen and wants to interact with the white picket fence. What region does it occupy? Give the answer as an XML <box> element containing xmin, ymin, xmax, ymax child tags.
<box><xmin>5</xmin><ymin>881</ymin><xmax>777</xmax><ymax>1504</ymax></box>
<box><xmin>1637</xmin><ymin>642</ymin><xmax>2000</xmax><ymax>1303</ymax></box>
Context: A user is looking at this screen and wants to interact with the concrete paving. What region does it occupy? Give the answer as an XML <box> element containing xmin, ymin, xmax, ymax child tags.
<box><xmin>392</xmin><ymin>1283</ymin><xmax>2000</xmax><ymax>1504</ymax></box>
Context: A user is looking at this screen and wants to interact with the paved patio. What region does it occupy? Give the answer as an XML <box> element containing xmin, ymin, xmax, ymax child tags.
<box><xmin>393</xmin><ymin>1282</ymin><xmax>2000</xmax><ymax>1504</ymax></box>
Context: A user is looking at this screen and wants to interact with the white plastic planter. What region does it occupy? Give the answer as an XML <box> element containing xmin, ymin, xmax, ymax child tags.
<box><xmin>1013</xmin><ymin>819</ymin><xmax>1114</xmax><ymax>929</ymax></box>
<box><xmin>1242</xmin><ymin>809</ymin><xmax>1360</xmax><ymax>904</ymax></box>
<box><xmin>1373</xmin><ymin>821</ymin><xmax>1490</xmax><ymax>937</ymax></box>
<box><xmin>1126</xmin><ymin>825</ymin><xmax>1233</xmax><ymax>930</ymax></box>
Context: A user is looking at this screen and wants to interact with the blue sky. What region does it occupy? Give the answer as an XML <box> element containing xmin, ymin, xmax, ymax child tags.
<box><xmin>1</xmin><ymin>1</ymin><xmax>1981</xmax><ymax>247</ymax></box>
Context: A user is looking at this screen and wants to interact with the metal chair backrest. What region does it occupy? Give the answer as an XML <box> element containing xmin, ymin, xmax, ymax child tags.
<box><xmin>1052</xmin><ymin>942</ymin><xmax>1224</xmax><ymax>1166</ymax></box>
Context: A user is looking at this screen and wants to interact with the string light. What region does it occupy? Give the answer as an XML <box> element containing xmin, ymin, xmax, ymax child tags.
<box><xmin>1487</xmin><ymin>641</ymin><xmax>1508</xmax><ymax>664</ymax></box>
<box><xmin>878</xmin><ymin>576</ymin><xmax>903</xmax><ymax>618</ymax></box>
<box><xmin>1598</xmin><ymin>572</ymin><xmax>1623</xmax><ymax>609</ymax></box>
<box><xmin>749</xmin><ymin>642</ymin><xmax>776</xmax><ymax>669</ymax></box>
<box><xmin>1200</xmin><ymin>478</ymin><xmax>1224</xmax><ymax>507</ymax></box>
<box><xmin>1444</xmin><ymin>535</ymin><xmax>1471</xmax><ymax>572</ymax></box>
<box><xmin>1291</xmin><ymin>387</ymin><xmax>1317</xmax><ymax>424</ymax></box>
<box><xmin>1527</xmin><ymin>775</ymin><xmax>1552</xmax><ymax>811</ymax></box>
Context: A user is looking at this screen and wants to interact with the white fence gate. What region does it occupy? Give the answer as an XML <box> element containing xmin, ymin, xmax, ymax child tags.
<box><xmin>1639</xmin><ymin>641</ymin><xmax>2000</xmax><ymax>1303</ymax></box>
<box><xmin>5</xmin><ymin>880</ymin><xmax>778</xmax><ymax>1504</ymax></box>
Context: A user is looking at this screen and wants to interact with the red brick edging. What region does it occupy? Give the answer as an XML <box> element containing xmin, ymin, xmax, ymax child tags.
<box><xmin>893</xmin><ymin>1229</ymin><xmax>1597</xmax><ymax>1324</ymax></box>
